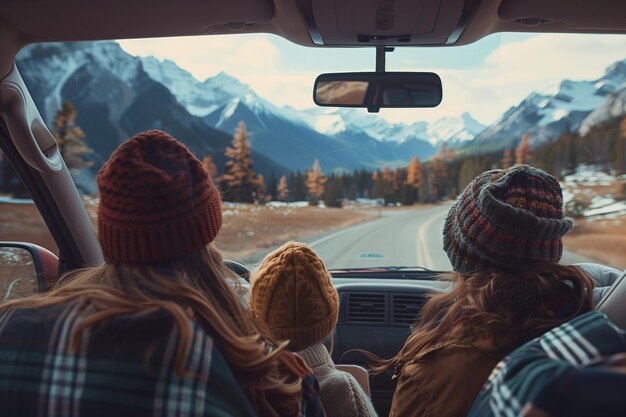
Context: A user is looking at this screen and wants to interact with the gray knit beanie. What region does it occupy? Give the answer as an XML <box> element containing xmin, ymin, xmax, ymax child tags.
<box><xmin>443</xmin><ymin>165</ymin><xmax>574</xmax><ymax>273</ymax></box>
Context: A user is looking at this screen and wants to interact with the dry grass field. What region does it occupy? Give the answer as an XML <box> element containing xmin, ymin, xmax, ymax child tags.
<box><xmin>0</xmin><ymin>199</ymin><xmax>377</xmax><ymax>263</ymax></box>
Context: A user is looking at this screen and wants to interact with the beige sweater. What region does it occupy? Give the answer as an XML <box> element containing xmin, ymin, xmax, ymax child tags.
<box><xmin>297</xmin><ymin>344</ymin><xmax>378</xmax><ymax>417</ymax></box>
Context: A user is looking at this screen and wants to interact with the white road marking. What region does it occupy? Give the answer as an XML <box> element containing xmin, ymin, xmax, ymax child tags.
<box><xmin>416</xmin><ymin>209</ymin><xmax>447</xmax><ymax>269</ymax></box>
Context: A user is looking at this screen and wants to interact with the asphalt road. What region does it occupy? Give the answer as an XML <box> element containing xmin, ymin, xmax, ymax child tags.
<box><xmin>311</xmin><ymin>203</ymin><xmax>589</xmax><ymax>270</ymax></box>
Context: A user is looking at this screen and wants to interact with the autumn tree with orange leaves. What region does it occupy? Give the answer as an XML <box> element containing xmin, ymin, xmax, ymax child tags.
<box><xmin>277</xmin><ymin>175</ymin><xmax>289</xmax><ymax>201</ymax></box>
<box><xmin>515</xmin><ymin>133</ymin><xmax>534</xmax><ymax>165</ymax></box>
<box><xmin>501</xmin><ymin>148</ymin><xmax>513</xmax><ymax>168</ymax></box>
<box><xmin>306</xmin><ymin>159</ymin><xmax>327</xmax><ymax>204</ymax></box>
<box><xmin>222</xmin><ymin>121</ymin><xmax>263</xmax><ymax>202</ymax></box>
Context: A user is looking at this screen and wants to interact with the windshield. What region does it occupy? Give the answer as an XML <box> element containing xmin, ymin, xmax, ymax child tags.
<box><xmin>4</xmin><ymin>33</ymin><xmax>626</xmax><ymax>271</ymax></box>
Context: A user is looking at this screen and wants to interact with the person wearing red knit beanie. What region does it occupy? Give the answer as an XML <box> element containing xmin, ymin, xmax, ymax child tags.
<box><xmin>0</xmin><ymin>130</ymin><xmax>324</xmax><ymax>417</ymax></box>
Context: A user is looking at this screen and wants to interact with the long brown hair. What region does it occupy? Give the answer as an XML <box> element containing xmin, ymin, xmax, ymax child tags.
<box><xmin>0</xmin><ymin>244</ymin><xmax>301</xmax><ymax>417</ymax></box>
<box><xmin>368</xmin><ymin>263</ymin><xmax>595</xmax><ymax>377</ymax></box>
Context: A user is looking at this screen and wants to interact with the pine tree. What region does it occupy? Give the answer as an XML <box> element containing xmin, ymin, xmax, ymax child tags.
<box><xmin>405</xmin><ymin>156</ymin><xmax>424</xmax><ymax>189</ymax></box>
<box><xmin>616</xmin><ymin>116</ymin><xmax>626</xmax><ymax>175</ymax></box>
<box><xmin>391</xmin><ymin>168</ymin><xmax>402</xmax><ymax>195</ymax></box>
<box><xmin>277</xmin><ymin>175</ymin><xmax>289</xmax><ymax>201</ymax></box>
<box><xmin>501</xmin><ymin>148</ymin><xmax>513</xmax><ymax>168</ymax></box>
<box><xmin>429</xmin><ymin>145</ymin><xmax>449</xmax><ymax>201</ymax></box>
<box><xmin>290</xmin><ymin>171</ymin><xmax>307</xmax><ymax>201</ymax></box>
<box><xmin>305</xmin><ymin>159</ymin><xmax>327</xmax><ymax>204</ymax></box>
<box><xmin>52</xmin><ymin>101</ymin><xmax>93</xmax><ymax>171</ymax></box>
<box><xmin>202</xmin><ymin>155</ymin><xmax>218</xmax><ymax>180</ymax></box>
<box><xmin>324</xmin><ymin>176</ymin><xmax>344</xmax><ymax>207</ymax></box>
<box><xmin>222</xmin><ymin>121</ymin><xmax>263</xmax><ymax>203</ymax></box>
<box><xmin>445</xmin><ymin>147</ymin><xmax>457</xmax><ymax>162</ymax></box>
<box><xmin>515</xmin><ymin>133</ymin><xmax>534</xmax><ymax>165</ymax></box>
<box><xmin>267</xmin><ymin>172</ymin><xmax>277</xmax><ymax>201</ymax></box>
<box><xmin>254</xmin><ymin>174</ymin><xmax>267</xmax><ymax>204</ymax></box>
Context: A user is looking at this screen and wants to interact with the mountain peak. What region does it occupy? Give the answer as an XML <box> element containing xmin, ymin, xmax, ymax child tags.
<box><xmin>604</xmin><ymin>59</ymin><xmax>626</xmax><ymax>77</ymax></box>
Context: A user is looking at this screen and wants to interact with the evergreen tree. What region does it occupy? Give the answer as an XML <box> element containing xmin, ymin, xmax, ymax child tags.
<box><xmin>617</xmin><ymin>116</ymin><xmax>626</xmax><ymax>174</ymax></box>
<box><xmin>515</xmin><ymin>133</ymin><xmax>534</xmax><ymax>165</ymax></box>
<box><xmin>277</xmin><ymin>175</ymin><xmax>289</xmax><ymax>201</ymax></box>
<box><xmin>52</xmin><ymin>101</ymin><xmax>93</xmax><ymax>170</ymax></box>
<box><xmin>324</xmin><ymin>176</ymin><xmax>344</xmax><ymax>207</ymax></box>
<box><xmin>222</xmin><ymin>121</ymin><xmax>263</xmax><ymax>202</ymax></box>
<box><xmin>254</xmin><ymin>174</ymin><xmax>267</xmax><ymax>203</ymax></box>
<box><xmin>290</xmin><ymin>171</ymin><xmax>307</xmax><ymax>201</ymax></box>
<box><xmin>429</xmin><ymin>145</ymin><xmax>449</xmax><ymax>201</ymax></box>
<box><xmin>305</xmin><ymin>159</ymin><xmax>327</xmax><ymax>204</ymax></box>
<box><xmin>202</xmin><ymin>155</ymin><xmax>218</xmax><ymax>180</ymax></box>
<box><xmin>405</xmin><ymin>156</ymin><xmax>423</xmax><ymax>204</ymax></box>
<box><xmin>267</xmin><ymin>172</ymin><xmax>277</xmax><ymax>201</ymax></box>
<box><xmin>501</xmin><ymin>148</ymin><xmax>513</xmax><ymax>168</ymax></box>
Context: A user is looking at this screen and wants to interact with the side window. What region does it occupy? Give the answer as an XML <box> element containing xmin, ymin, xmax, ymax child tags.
<box><xmin>0</xmin><ymin>153</ymin><xmax>57</xmax><ymax>301</ymax></box>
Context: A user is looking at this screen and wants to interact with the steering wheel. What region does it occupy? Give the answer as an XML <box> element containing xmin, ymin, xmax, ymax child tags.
<box><xmin>224</xmin><ymin>259</ymin><xmax>251</xmax><ymax>282</ymax></box>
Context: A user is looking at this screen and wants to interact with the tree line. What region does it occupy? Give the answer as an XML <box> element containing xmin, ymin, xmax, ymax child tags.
<box><xmin>2</xmin><ymin>100</ymin><xmax>625</xmax><ymax>207</ymax></box>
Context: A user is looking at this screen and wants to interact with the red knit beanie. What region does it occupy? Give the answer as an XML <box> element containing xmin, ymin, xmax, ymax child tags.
<box><xmin>97</xmin><ymin>130</ymin><xmax>222</xmax><ymax>263</ymax></box>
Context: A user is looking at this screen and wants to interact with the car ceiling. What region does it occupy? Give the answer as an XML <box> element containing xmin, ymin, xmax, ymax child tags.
<box><xmin>0</xmin><ymin>0</ymin><xmax>625</xmax><ymax>76</ymax></box>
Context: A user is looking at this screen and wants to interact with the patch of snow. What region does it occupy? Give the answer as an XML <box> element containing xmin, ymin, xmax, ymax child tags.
<box><xmin>563</xmin><ymin>164</ymin><xmax>616</xmax><ymax>186</ymax></box>
<box><xmin>186</xmin><ymin>104</ymin><xmax>219</xmax><ymax>117</ymax></box>
<box><xmin>266</xmin><ymin>201</ymin><xmax>309</xmax><ymax>208</ymax></box>
<box><xmin>561</xmin><ymin>189</ymin><xmax>574</xmax><ymax>206</ymax></box>
<box><xmin>584</xmin><ymin>202</ymin><xmax>626</xmax><ymax>218</ymax></box>
<box><xmin>540</xmin><ymin>108</ymin><xmax>569</xmax><ymax>125</ymax></box>
<box><xmin>588</xmin><ymin>196</ymin><xmax>616</xmax><ymax>209</ymax></box>
<box><xmin>313</xmin><ymin>114</ymin><xmax>346</xmax><ymax>135</ymax></box>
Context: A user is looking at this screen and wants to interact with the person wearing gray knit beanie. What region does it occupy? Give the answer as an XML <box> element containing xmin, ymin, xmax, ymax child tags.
<box><xmin>373</xmin><ymin>165</ymin><xmax>597</xmax><ymax>417</ymax></box>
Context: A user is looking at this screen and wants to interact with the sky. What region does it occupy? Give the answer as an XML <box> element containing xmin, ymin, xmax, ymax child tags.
<box><xmin>118</xmin><ymin>33</ymin><xmax>626</xmax><ymax>126</ymax></box>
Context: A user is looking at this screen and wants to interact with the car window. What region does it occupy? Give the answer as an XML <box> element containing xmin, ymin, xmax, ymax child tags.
<box><xmin>12</xmin><ymin>34</ymin><xmax>626</xmax><ymax>272</ymax></box>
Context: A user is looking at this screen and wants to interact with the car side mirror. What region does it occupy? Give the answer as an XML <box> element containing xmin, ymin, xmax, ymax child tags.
<box><xmin>0</xmin><ymin>242</ymin><xmax>59</xmax><ymax>300</ymax></box>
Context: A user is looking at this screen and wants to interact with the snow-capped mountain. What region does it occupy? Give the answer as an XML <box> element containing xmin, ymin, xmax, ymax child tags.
<box><xmin>16</xmin><ymin>41</ymin><xmax>288</xmax><ymax>187</ymax></box>
<box><xmin>427</xmin><ymin>112</ymin><xmax>486</xmax><ymax>145</ymax></box>
<box><xmin>579</xmin><ymin>84</ymin><xmax>626</xmax><ymax>135</ymax></box>
<box><xmin>140</xmin><ymin>55</ymin><xmax>485</xmax><ymax>150</ymax></box>
<box><xmin>468</xmin><ymin>58</ymin><xmax>626</xmax><ymax>151</ymax></box>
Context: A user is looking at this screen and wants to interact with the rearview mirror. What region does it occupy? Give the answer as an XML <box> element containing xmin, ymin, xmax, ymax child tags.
<box><xmin>313</xmin><ymin>72</ymin><xmax>442</xmax><ymax>110</ymax></box>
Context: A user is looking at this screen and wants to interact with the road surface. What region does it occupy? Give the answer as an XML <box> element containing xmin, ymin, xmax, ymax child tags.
<box><xmin>310</xmin><ymin>203</ymin><xmax>588</xmax><ymax>270</ymax></box>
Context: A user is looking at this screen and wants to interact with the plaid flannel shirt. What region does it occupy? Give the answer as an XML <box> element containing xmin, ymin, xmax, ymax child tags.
<box><xmin>0</xmin><ymin>302</ymin><xmax>258</xmax><ymax>417</ymax></box>
<box><xmin>469</xmin><ymin>311</ymin><xmax>626</xmax><ymax>417</ymax></box>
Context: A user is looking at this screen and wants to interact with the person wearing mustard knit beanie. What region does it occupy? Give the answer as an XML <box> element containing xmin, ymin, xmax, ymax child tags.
<box><xmin>250</xmin><ymin>242</ymin><xmax>378</xmax><ymax>417</ymax></box>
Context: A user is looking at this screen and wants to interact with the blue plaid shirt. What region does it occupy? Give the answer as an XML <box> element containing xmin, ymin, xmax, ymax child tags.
<box><xmin>469</xmin><ymin>311</ymin><xmax>626</xmax><ymax>417</ymax></box>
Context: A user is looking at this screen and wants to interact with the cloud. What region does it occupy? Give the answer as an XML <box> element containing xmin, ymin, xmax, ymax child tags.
<box><xmin>386</xmin><ymin>34</ymin><xmax>626</xmax><ymax>124</ymax></box>
<box><xmin>119</xmin><ymin>33</ymin><xmax>626</xmax><ymax>125</ymax></box>
<box><xmin>119</xmin><ymin>35</ymin><xmax>280</xmax><ymax>81</ymax></box>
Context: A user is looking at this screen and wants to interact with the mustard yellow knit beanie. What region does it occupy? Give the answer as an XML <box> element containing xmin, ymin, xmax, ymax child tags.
<box><xmin>249</xmin><ymin>242</ymin><xmax>339</xmax><ymax>350</ymax></box>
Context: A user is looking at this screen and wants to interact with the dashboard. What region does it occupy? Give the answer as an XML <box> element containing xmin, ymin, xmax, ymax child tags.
<box><xmin>330</xmin><ymin>275</ymin><xmax>449</xmax><ymax>415</ymax></box>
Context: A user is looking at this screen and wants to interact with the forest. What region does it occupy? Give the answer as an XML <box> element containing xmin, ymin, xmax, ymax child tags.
<box><xmin>1</xmin><ymin>100</ymin><xmax>625</xmax><ymax>207</ymax></box>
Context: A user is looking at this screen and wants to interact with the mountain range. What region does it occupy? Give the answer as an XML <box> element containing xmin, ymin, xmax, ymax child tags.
<box><xmin>15</xmin><ymin>40</ymin><xmax>626</xmax><ymax>190</ymax></box>
<box><xmin>466</xmin><ymin>59</ymin><xmax>626</xmax><ymax>153</ymax></box>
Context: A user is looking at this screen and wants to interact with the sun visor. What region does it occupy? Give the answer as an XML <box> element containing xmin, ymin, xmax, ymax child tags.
<box><xmin>301</xmin><ymin>0</ymin><xmax>477</xmax><ymax>46</ymax></box>
<box><xmin>0</xmin><ymin>0</ymin><xmax>275</xmax><ymax>41</ymax></box>
<box><xmin>499</xmin><ymin>0</ymin><xmax>626</xmax><ymax>31</ymax></box>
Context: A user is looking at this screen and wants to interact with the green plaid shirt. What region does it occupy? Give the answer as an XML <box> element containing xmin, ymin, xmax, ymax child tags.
<box><xmin>469</xmin><ymin>311</ymin><xmax>626</xmax><ymax>417</ymax></box>
<box><xmin>0</xmin><ymin>302</ymin><xmax>258</xmax><ymax>417</ymax></box>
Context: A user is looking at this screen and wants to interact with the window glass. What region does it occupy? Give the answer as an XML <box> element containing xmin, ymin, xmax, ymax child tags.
<box><xmin>13</xmin><ymin>35</ymin><xmax>626</xmax><ymax>272</ymax></box>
